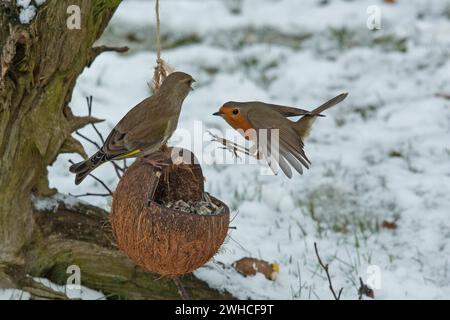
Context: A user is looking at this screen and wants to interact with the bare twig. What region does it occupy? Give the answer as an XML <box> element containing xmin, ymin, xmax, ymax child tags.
<box><xmin>230</xmin><ymin>210</ymin><xmax>240</xmax><ymax>223</ymax></box>
<box><xmin>93</xmin><ymin>45</ymin><xmax>129</xmax><ymax>56</ymax></box>
<box><xmin>313</xmin><ymin>242</ymin><xmax>343</xmax><ymax>300</ymax></box>
<box><xmin>86</xmin><ymin>96</ymin><xmax>105</xmax><ymax>144</ymax></box>
<box><xmin>435</xmin><ymin>93</ymin><xmax>450</xmax><ymax>100</ymax></box>
<box><xmin>358</xmin><ymin>277</ymin><xmax>374</xmax><ymax>300</ymax></box>
<box><xmin>228</xmin><ymin>235</ymin><xmax>252</xmax><ymax>256</ymax></box>
<box><xmin>75</xmin><ymin>130</ymin><xmax>124</xmax><ymax>179</ymax></box>
<box><xmin>70</xmin><ymin>192</ymin><xmax>111</xmax><ymax>198</ymax></box>
<box><xmin>172</xmin><ymin>277</ymin><xmax>190</xmax><ymax>300</ymax></box>
<box><xmin>88</xmin><ymin>45</ymin><xmax>129</xmax><ymax>66</ymax></box>
<box><xmin>114</xmin><ymin>165</ymin><xmax>125</xmax><ymax>173</ymax></box>
<box><xmin>86</xmin><ymin>96</ymin><xmax>121</xmax><ymax>179</ymax></box>
<box><xmin>75</xmin><ymin>131</ymin><xmax>101</xmax><ymax>149</ymax></box>
<box><xmin>68</xmin><ymin>159</ymin><xmax>113</xmax><ymax>196</ymax></box>
<box><xmin>77</xmin><ymin>96</ymin><xmax>124</xmax><ymax>179</ymax></box>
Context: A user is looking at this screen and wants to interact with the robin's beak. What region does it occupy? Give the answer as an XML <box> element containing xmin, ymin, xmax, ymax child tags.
<box><xmin>213</xmin><ymin>111</ymin><xmax>223</xmax><ymax>116</ymax></box>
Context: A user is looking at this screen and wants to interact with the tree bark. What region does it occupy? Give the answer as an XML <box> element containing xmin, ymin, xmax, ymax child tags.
<box><xmin>0</xmin><ymin>0</ymin><xmax>112</xmax><ymax>265</ymax></box>
<box><xmin>0</xmin><ymin>0</ymin><xmax>230</xmax><ymax>299</ymax></box>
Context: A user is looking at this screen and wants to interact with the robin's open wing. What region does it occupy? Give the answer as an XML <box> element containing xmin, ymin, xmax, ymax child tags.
<box><xmin>271</xmin><ymin>105</ymin><xmax>312</xmax><ymax>117</ymax></box>
<box><xmin>253</xmin><ymin>102</ymin><xmax>322</xmax><ymax>118</ymax></box>
<box><xmin>247</xmin><ymin>108</ymin><xmax>311</xmax><ymax>178</ymax></box>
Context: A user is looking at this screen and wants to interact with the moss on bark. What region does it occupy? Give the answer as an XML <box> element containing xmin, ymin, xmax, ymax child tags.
<box><xmin>0</xmin><ymin>0</ymin><xmax>230</xmax><ymax>299</ymax></box>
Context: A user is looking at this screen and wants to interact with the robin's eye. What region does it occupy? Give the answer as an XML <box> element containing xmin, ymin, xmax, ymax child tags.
<box><xmin>232</xmin><ymin>109</ymin><xmax>239</xmax><ymax>115</ymax></box>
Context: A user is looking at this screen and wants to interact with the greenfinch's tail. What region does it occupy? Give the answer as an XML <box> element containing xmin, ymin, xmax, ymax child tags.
<box><xmin>69</xmin><ymin>150</ymin><xmax>107</xmax><ymax>185</ymax></box>
<box><xmin>295</xmin><ymin>93</ymin><xmax>348</xmax><ymax>139</ymax></box>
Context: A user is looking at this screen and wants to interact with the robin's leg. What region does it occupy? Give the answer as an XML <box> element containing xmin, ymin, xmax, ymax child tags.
<box><xmin>249</xmin><ymin>144</ymin><xmax>263</xmax><ymax>160</ymax></box>
<box><xmin>209</xmin><ymin>132</ymin><xmax>260</xmax><ymax>159</ymax></box>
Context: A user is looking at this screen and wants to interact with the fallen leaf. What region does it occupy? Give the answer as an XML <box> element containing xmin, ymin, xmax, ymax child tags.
<box><xmin>358</xmin><ymin>278</ymin><xmax>375</xmax><ymax>299</ymax></box>
<box><xmin>233</xmin><ymin>257</ymin><xmax>278</xmax><ymax>281</ymax></box>
<box><xmin>382</xmin><ymin>220</ymin><xmax>398</xmax><ymax>230</ymax></box>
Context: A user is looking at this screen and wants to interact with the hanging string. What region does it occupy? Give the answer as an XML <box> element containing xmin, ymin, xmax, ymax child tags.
<box><xmin>153</xmin><ymin>0</ymin><xmax>166</xmax><ymax>91</ymax></box>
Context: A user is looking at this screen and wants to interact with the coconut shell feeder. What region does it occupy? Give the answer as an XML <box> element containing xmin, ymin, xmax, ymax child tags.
<box><xmin>110</xmin><ymin>148</ymin><xmax>230</xmax><ymax>277</ymax></box>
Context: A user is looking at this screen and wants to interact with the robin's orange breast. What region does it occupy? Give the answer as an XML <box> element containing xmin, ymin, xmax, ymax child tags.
<box><xmin>224</xmin><ymin>116</ymin><xmax>255</xmax><ymax>140</ymax></box>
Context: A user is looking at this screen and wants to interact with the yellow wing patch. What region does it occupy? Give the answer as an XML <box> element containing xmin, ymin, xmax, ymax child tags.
<box><xmin>113</xmin><ymin>149</ymin><xmax>142</xmax><ymax>160</ymax></box>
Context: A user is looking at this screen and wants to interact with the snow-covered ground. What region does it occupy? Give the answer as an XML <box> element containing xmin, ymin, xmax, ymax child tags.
<box><xmin>0</xmin><ymin>278</ymin><xmax>105</xmax><ymax>300</ymax></box>
<box><xmin>39</xmin><ymin>0</ymin><xmax>450</xmax><ymax>300</ymax></box>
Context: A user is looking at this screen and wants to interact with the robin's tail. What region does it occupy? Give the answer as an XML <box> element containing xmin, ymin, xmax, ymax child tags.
<box><xmin>69</xmin><ymin>149</ymin><xmax>107</xmax><ymax>185</ymax></box>
<box><xmin>295</xmin><ymin>93</ymin><xmax>348</xmax><ymax>139</ymax></box>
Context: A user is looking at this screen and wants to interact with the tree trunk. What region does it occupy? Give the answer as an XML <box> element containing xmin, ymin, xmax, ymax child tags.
<box><xmin>0</xmin><ymin>0</ymin><xmax>230</xmax><ymax>299</ymax></box>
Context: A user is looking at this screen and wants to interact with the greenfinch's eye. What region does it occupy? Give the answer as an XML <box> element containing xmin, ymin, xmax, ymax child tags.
<box><xmin>232</xmin><ymin>109</ymin><xmax>239</xmax><ymax>115</ymax></box>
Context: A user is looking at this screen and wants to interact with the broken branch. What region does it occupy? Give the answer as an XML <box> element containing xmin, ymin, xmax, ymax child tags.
<box><xmin>68</xmin><ymin>159</ymin><xmax>113</xmax><ymax>196</ymax></box>
<box><xmin>314</xmin><ymin>242</ymin><xmax>343</xmax><ymax>300</ymax></box>
<box><xmin>88</xmin><ymin>45</ymin><xmax>129</xmax><ymax>66</ymax></box>
<box><xmin>70</xmin><ymin>192</ymin><xmax>112</xmax><ymax>198</ymax></box>
<box><xmin>60</xmin><ymin>136</ymin><xmax>88</xmax><ymax>159</ymax></box>
<box><xmin>70</xmin><ymin>116</ymin><xmax>104</xmax><ymax>132</ymax></box>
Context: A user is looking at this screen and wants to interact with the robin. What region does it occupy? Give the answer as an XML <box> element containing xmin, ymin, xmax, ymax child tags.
<box><xmin>69</xmin><ymin>71</ymin><xmax>195</xmax><ymax>185</ymax></box>
<box><xmin>212</xmin><ymin>93</ymin><xmax>348</xmax><ymax>178</ymax></box>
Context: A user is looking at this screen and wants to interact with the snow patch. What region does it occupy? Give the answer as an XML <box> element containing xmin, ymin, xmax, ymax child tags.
<box><xmin>32</xmin><ymin>277</ymin><xmax>105</xmax><ymax>300</ymax></box>
<box><xmin>32</xmin><ymin>193</ymin><xmax>88</xmax><ymax>212</ymax></box>
<box><xmin>0</xmin><ymin>289</ymin><xmax>30</xmax><ymax>300</ymax></box>
<box><xmin>17</xmin><ymin>0</ymin><xmax>46</xmax><ymax>24</ymax></box>
<box><xmin>44</xmin><ymin>0</ymin><xmax>450</xmax><ymax>299</ymax></box>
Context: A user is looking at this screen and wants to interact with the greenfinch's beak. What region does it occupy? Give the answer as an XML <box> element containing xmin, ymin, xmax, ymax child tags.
<box><xmin>190</xmin><ymin>79</ymin><xmax>196</xmax><ymax>91</ymax></box>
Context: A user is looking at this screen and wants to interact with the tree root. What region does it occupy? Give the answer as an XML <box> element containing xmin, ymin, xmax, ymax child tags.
<box><xmin>0</xmin><ymin>199</ymin><xmax>232</xmax><ymax>300</ymax></box>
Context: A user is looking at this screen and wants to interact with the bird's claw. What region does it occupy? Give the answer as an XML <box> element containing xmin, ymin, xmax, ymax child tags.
<box><xmin>207</xmin><ymin>131</ymin><xmax>221</xmax><ymax>143</ymax></box>
<box><xmin>219</xmin><ymin>146</ymin><xmax>241</xmax><ymax>160</ymax></box>
<box><xmin>141</xmin><ymin>157</ymin><xmax>170</xmax><ymax>170</ymax></box>
<box><xmin>208</xmin><ymin>130</ymin><xmax>256</xmax><ymax>160</ymax></box>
